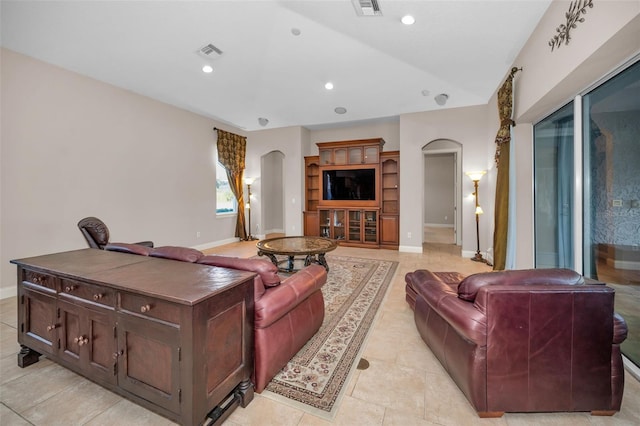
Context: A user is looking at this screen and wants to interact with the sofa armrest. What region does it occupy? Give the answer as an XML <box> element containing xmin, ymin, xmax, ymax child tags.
<box><xmin>613</xmin><ymin>312</ymin><xmax>628</xmax><ymax>344</ymax></box>
<box><xmin>255</xmin><ymin>264</ymin><xmax>326</xmax><ymax>329</ymax></box>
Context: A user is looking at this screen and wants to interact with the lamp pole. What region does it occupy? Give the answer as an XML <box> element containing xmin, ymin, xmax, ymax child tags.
<box><xmin>244</xmin><ymin>178</ymin><xmax>258</xmax><ymax>241</ymax></box>
<box><xmin>471</xmin><ymin>179</ymin><xmax>485</xmax><ymax>263</ymax></box>
<box><xmin>466</xmin><ymin>171</ymin><xmax>487</xmax><ymax>264</ymax></box>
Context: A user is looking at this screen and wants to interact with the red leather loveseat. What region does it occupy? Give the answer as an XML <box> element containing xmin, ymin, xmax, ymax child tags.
<box><xmin>105</xmin><ymin>243</ymin><xmax>326</xmax><ymax>393</ymax></box>
<box><xmin>405</xmin><ymin>268</ymin><xmax>628</xmax><ymax>417</ymax></box>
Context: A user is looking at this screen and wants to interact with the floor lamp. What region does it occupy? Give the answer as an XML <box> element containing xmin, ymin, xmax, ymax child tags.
<box><xmin>466</xmin><ymin>171</ymin><xmax>487</xmax><ymax>263</ymax></box>
<box><xmin>244</xmin><ymin>177</ymin><xmax>258</xmax><ymax>241</ymax></box>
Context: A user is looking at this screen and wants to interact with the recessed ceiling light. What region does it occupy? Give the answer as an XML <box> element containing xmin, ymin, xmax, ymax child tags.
<box><xmin>258</xmin><ymin>117</ymin><xmax>269</xmax><ymax>126</ymax></box>
<box><xmin>202</xmin><ymin>65</ymin><xmax>213</xmax><ymax>73</ymax></box>
<box><xmin>334</xmin><ymin>107</ymin><xmax>347</xmax><ymax>114</ymax></box>
<box><xmin>325</xmin><ymin>82</ymin><xmax>334</xmax><ymax>90</ymax></box>
<box><xmin>291</xmin><ymin>28</ymin><xmax>301</xmax><ymax>36</ymax></box>
<box><xmin>401</xmin><ymin>15</ymin><xmax>415</xmax><ymax>25</ymax></box>
<box><xmin>421</xmin><ymin>89</ymin><xmax>430</xmax><ymax>97</ymax></box>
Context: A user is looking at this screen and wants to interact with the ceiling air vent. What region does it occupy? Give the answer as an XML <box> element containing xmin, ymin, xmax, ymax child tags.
<box><xmin>352</xmin><ymin>0</ymin><xmax>382</xmax><ymax>16</ymax></box>
<box><xmin>351</xmin><ymin>0</ymin><xmax>382</xmax><ymax>16</ymax></box>
<box><xmin>197</xmin><ymin>43</ymin><xmax>223</xmax><ymax>59</ymax></box>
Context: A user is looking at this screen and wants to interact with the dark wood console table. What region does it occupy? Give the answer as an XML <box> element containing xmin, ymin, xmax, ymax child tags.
<box><xmin>11</xmin><ymin>249</ymin><xmax>256</xmax><ymax>426</ymax></box>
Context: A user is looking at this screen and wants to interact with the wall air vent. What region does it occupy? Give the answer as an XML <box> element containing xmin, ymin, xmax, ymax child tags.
<box><xmin>197</xmin><ymin>43</ymin><xmax>223</xmax><ymax>59</ymax></box>
<box><xmin>352</xmin><ymin>0</ymin><xmax>382</xmax><ymax>17</ymax></box>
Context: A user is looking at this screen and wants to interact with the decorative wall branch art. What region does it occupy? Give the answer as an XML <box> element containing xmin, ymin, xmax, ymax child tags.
<box><xmin>549</xmin><ymin>0</ymin><xmax>594</xmax><ymax>51</ymax></box>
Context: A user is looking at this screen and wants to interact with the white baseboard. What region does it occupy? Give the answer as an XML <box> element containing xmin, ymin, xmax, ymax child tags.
<box><xmin>624</xmin><ymin>355</ymin><xmax>640</xmax><ymax>382</ymax></box>
<box><xmin>399</xmin><ymin>245</ymin><xmax>423</xmax><ymax>253</ymax></box>
<box><xmin>424</xmin><ymin>223</ymin><xmax>454</xmax><ymax>228</ymax></box>
<box><xmin>191</xmin><ymin>237</ymin><xmax>241</xmax><ymax>251</ymax></box>
<box><xmin>264</xmin><ymin>228</ymin><xmax>285</xmax><ymax>235</ymax></box>
<box><xmin>0</xmin><ymin>286</ymin><xmax>17</xmax><ymax>300</ymax></box>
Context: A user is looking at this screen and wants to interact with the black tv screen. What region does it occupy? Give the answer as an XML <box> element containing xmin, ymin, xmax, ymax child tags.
<box><xmin>322</xmin><ymin>169</ymin><xmax>376</xmax><ymax>201</ymax></box>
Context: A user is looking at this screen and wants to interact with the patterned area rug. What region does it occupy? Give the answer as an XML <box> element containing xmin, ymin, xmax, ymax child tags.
<box><xmin>261</xmin><ymin>255</ymin><xmax>399</xmax><ymax>419</ymax></box>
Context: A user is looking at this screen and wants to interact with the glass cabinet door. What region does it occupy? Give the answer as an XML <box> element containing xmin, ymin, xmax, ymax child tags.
<box><xmin>334</xmin><ymin>148</ymin><xmax>347</xmax><ymax>165</ymax></box>
<box><xmin>319</xmin><ymin>209</ymin><xmax>331</xmax><ymax>238</ymax></box>
<box><xmin>333</xmin><ymin>210</ymin><xmax>345</xmax><ymax>240</ymax></box>
<box><xmin>363</xmin><ymin>146</ymin><xmax>379</xmax><ymax>164</ymax></box>
<box><xmin>348</xmin><ymin>147</ymin><xmax>363</xmax><ymax>164</ymax></box>
<box><xmin>348</xmin><ymin>211</ymin><xmax>361</xmax><ymax>241</ymax></box>
<box><xmin>320</xmin><ymin>150</ymin><xmax>332</xmax><ymax>165</ymax></box>
<box><xmin>364</xmin><ymin>211</ymin><xmax>378</xmax><ymax>243</ymax></box>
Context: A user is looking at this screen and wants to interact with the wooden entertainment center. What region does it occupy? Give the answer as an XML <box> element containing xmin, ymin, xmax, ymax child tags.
<box><xmin>303</xmin><ymin>138</ymin><xmax>399</xmax><ymax>249</ymax></box>
<box><xmin>12</xmin><ymin>249</ymin><xmax>255</xmax><ymax>426</ymax></box>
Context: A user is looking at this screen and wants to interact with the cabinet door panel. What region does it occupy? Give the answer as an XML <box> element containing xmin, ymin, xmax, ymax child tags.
<box><xmin>20</xmin><ymin>288</ymin><xmax>57</xmax><ymax>355</ymax></box>
<box><xmin>58</xmin><ymin>300</ymin><xmax>117</xmax><ymax>384</ymax></box>
<box><xmin>59</xmin><ymin>302</ymin><xmax>82</xmax><ymax>363</ymax></box>
<box><xmin>87</xmin><ymin>309</ymin><xmax>117</xmax><ymax>383</ymax></box>
<box><xmin>380</xmin><ymin>216</ymin><xmax>399</xmax><ymax>245</ymax></box>
<box><xmin>118</xmin><ymin>314</ymin><xmax>181</xmax><ymax>414</ymax></box>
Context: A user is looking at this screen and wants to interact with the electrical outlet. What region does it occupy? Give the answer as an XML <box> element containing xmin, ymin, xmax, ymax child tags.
<box><xmin>407</xmin><ymin>232</ymin><xmax>412</xmax><ymax>239</ymax></box>
<box><xmin>612</xmin><ymin>200</ymin><xmax>623</xmax><ymax>207</ymax></box>
<box><xmin>444</xmin><ymin>216</ymin><xmax>448</xmax><ymax>220</ymax></box>
<box><xmin>196</xmin><ymin>231</ymin><xmax>201</xmax><ymax>238</ymax></box>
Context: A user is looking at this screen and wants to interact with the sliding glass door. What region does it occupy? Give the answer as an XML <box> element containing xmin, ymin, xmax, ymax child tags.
<box><xmin>533</xmin><ymin>102</ymin><xmax>574</xmax><ymax>269</ymax></box>
<box><xmin>583</xmin><ymin>61</ymin><xmax>640</xmax><ymax>368</ymax></box>
<box><xmin>534</xmin><ymin>59</ymin><xmax>639</xmax><ymax>368</ymax></box>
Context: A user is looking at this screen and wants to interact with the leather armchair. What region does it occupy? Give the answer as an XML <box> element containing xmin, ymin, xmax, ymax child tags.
<box><xmin>103</xmin><ymin>243</ymin><xmax>327</xmax><ymax>393</ymax></box>
<box><xmin>197</xmin><ymin>255</ymin><xmax>326</xmax><ymax>393</ymax></box>
<box><xmin>78</xmin><ymin>217</ymin><xmax>154</xmax><ymax>249</ymax></box>
<box><xmin>405</xmin><ymin>268</ymin><xmax>628</xmax><ymax>417</ymax></box>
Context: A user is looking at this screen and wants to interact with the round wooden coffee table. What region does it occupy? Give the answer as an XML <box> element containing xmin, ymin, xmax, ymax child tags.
<box><xmin>256</xmin><ymin>236</ymin><xmax>338</xmax><ymax>272</ymax></box>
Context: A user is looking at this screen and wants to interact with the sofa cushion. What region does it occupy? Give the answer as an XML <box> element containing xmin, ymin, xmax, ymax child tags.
<box><xmin>150</xmin><ymin>246</ymin><xmax>204</xmax><ymax>263</ymax></box>
<box><xmin>458</xmin><ymin>268</ymin><xmax>586</xmax><ymax>302</ymax></box>
<box><xmin>104</xmin><ymin>242</ymin><xmax>152</xmax><ymax>256</ymax></box>
<box><xmin>197</xmin><ymin>255</ymin><xmax>281</xmax><ymax>287</ymax></box>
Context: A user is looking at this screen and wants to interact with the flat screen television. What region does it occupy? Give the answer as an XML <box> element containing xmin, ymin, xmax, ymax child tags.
<box><xmin>322</xmin><ymin>169</ymin><xmax>376</xmax><ymax>201</ymax></box>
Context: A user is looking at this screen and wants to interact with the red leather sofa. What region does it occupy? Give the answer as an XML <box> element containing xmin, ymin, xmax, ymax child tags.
<box><xmin>105</xmin><ymin>243</ymin><xmax>327</xmax><ymax>393</ymax></box>
<box><xmin>405</xmin><ymin>268</ymin><xmax>628</xmax><ymax>417</ymax></box>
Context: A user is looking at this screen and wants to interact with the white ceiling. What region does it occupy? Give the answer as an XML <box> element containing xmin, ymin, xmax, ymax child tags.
<box><xmin>1</xmin><ymin>0</ymin><xmax>552</xmax><ymax>131</ymax></box>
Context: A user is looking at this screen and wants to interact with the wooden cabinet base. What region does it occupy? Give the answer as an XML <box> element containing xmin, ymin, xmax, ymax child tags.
<box><xmin>12</xmin><ymin>249</ymin><xmax>256</xmax><ymax>426</ymax></box>
<box><xmin>17</xmin><ymin>345</ymin><xmax>41</xmax><ymax>368</ymax></box>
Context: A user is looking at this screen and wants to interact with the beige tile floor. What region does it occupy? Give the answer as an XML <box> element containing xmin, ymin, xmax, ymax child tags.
<box><xmin>1</xmin><ymin>242</ymin><xmax>639</xmax><ymax>426</ymax></box>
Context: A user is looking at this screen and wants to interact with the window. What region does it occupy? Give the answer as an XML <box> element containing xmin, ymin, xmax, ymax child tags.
<box><xmin>216</xmin><ymin>161</ymin><xmax>236</xmax><ymax>215</ymax></box>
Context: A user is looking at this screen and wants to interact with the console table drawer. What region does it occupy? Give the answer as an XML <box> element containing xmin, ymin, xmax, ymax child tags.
<box><xmin>120</xmin><ymin>292</ymin><xmax>181</xmax><ymax>326</ymax></box>
<box><xmin>22</xmin><ymin>270</ymin><xmax>57</xmax><ymax>292</ymax></box>
<box><xmin>60</xmin><ymin>279</ymin><xmax>115</xmax><ymax>308</ymax></box>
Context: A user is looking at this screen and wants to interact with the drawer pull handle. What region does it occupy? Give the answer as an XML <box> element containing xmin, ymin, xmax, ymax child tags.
<box><xmin>74</xmin><ymin>336</ymin><xmax>89</xmax><ymax>346</ymax></box>
<box><xmin>65</xmin><ymin>285</ymin><xmax>76</xmax><ymax>293</ymax></box>
<box><xmin>93</xmin><ymin>293</ymin><xmax>103</xmax><ymax>301</ymax></box>
<box><xmin>32</xmin><ymin>276</ymin><xmax>44</xmax><ymax>284</ymax></box>
<box><xmin>47</xmin><ymin>324</ymin><xmax>58</xmax><ymax>331</ymax></box>
<box><xmin>140</xmin><ymin>304</ymin><xmax>151</xmax><ymax>313</ymax></box>
<box><xmin>113</xmin><ymin>350</ymin><xmax>124</xmax><ymax>360</ymax></box>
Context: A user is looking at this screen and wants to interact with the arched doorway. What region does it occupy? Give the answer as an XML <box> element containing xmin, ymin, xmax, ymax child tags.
<box><xmin>260</xmin><ymin>151</ymin><xmax>285</xmax><ymax>238</ymax></box>
<box><xmin>423</xmin><ymin>140</ymin><xmax>462</xmax><ymax>245</ymax></box>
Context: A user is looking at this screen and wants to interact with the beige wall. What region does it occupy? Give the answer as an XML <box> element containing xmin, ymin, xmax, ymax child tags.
<box><xmin>309</xmin><ymin>120</ymin><xmax>400</xmax><ymax>152</ymax></box>
<box><xmin>2</xmin><ymin>1</ymin><xmax>639</xmax><ymax>298</ymax></box>
<box><xmin>506</xmin><ymin>1</ymin><xmax>640</xmax><ymax>268</ymax></box>
<box><xmin>400</xmin><ymin>105</ymin><xmax>494</xmax><ymax>253</ymax></box>
<box><xmin>245</xmin><ymin>126</ymin><xmax>307</xmax><ymax>237</ymax></box>
<box><xmin>0</xmin><ymin>48</ymin><xmax>244</xmax><ymax>297</ymax></box>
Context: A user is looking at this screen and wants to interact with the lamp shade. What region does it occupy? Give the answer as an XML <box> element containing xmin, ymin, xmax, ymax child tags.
<box><xmin>244</xmin><ymin>177</ymin><xmax>255</xmax><ymax>185</ymax></box>
<box><xmin>475</xmin><ymin>206</ymin><xmax>484</xmax><ymax>215</ymax></box>
<box><xmin>466</xmin><ymin>171</ymin><xmax>486</xmax><ymax>182</ymax></box>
